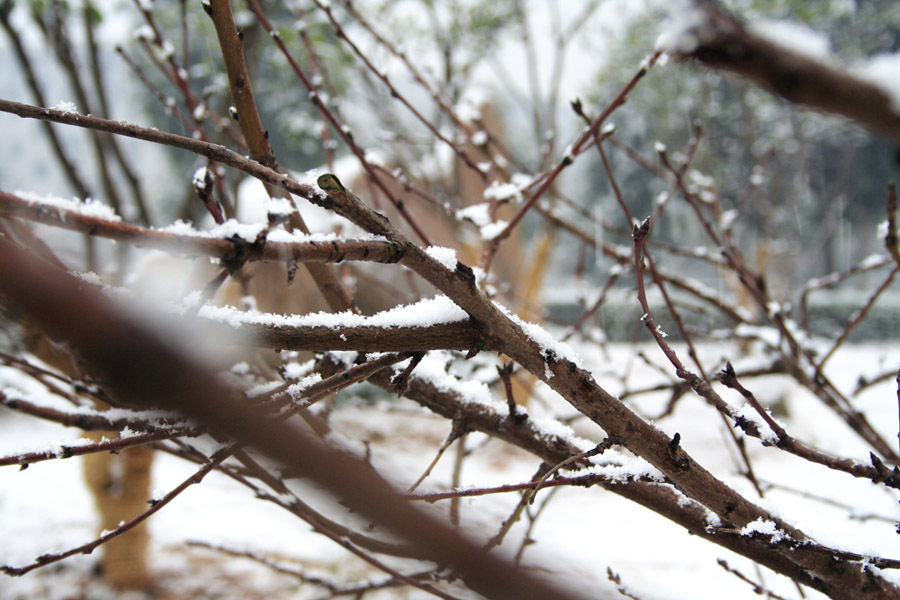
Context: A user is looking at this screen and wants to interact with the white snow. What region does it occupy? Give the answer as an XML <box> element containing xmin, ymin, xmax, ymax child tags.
<box><xmin>457</xmin><ymin>202</ymin><xmax>510</xmax><ymax>240</ymax></box>
<box><xmin>859</xmin><ymin>253</ymin><xmax>889</xmax><ymax>269</ymax></box>
<box><xmin>571</xmin><ymin>455</ymin><xmax>664</xmax><ymax>485</ymax></box>
<box><xmin>5</xmin><ymin>1</ymin><xmax>900</xmax><ymax>598</ymax></box>
<box><xmin>492</xmin><ymin>300</ymin><xmax>583</xmax><ymax>373</ymax></box>
<box><xmin>198</xmin><ymin>294</ymin><xmax>468</xmax><ymax>331</ymax></box>
<box><xmin>50</xmin><ymin>101</ymin><xmax>78</xmax><ymax>114</ymax></box>
<box><xmin>191</xmin><ymin>166</ymin><xmax>209</xmax><ymax>190</ymax></box>
<box><xmin>749</xmin><ymin>20</ymin><xmax>834</xmax><ymax>62</ymax></box>
<box><xmin>132</xmin><ymin>24</ymin><xmax>155</xmax><ymax>42</ymax></box>
<box><xmin>409</xmin><ymin>352</ymin><xmax>505</xmax><ymax>413</ymax></box>
<box><xmin>735</xmin><ymin>323</ymin><xmax>782</xmax><ymax>349</ymax></box>
<box><xmin>13</xmin><ymin>190</ymin><xmax>121</xmax><ymax>223</ymax></box>
<box><xmin>159</xmin><ymin>218</ymin><xmax>265</xmax><ymax>242</ymax></box>
<box><xmin>424</xmin><ymin>245</ymin><xmax>458</xmax><ymax>270</ymax></box>
<box><xmin>655</xmin><ymin>1</ymin><xmax>709</xmax><ymax>54</ymax></box>
<box><xmin>740</xmin><ymin>518</ymin><xmax>787</xmax><ymax>544</ymax></box>
<box><xmin>157</xmin><ymin>216</ymin><xmax>386</xmax><ymax>246</ymax></box>
<box><xmin>733</xmin><ymin>403</ymin><xmax>782</xmax><ymax>446</ymax></box>
<box><xmin>856</xmin><ymin>53</ymin><xmax>900</xmax><ymax>114</ymax></box>
<box><xmin>285</xmin><ymin>373</ymin><xmax>324</xmax><ymax>400</ymax></box>
<box><xmin>483</xmin><ymin>181</ymin><xmax>523</xmax><ymax>203</ymax></box>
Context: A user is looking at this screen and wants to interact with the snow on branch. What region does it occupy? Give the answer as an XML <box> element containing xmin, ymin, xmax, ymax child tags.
<box><xmin>0</xmin><ymin>427</ymin><xmax>197</xmax><ymax>468</ymax></box>
<box><xmin>659</xmin><ymin>0</ymin><xmax>900</xmax><ymax>144</ymax></box>
<box><xmin>0</xmin><ymin>190</ymin><xmax>404</xmax><ymax>266</ymax></box>
<box><xmin>201</xmin><ymin>296</ymin><xmax>482</xmax><ymax>353</ymax></box>
<box><xmin>0</xmin><ymin>391</ymin><xmax>185</xmax><ymax>432</ymax></box>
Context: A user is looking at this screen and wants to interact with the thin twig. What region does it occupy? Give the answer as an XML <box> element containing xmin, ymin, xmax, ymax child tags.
<box><xmin>3</xmin><ymin>449</ymin><xmax>229</xmax><ymax>576</ymax></box>
<box><xmin>0</xmin><ymin>427</ymin><xmax>198</xmax><ymax>468</ymax></box>
<box><xmin>408</xmin><ymin>421</ymin><xmax>467</xmax><ymax>493</ymax></box>
<box><xmin>717</xmin><ymin>559</ymin><xmax>790</xmax><ymax>600</ymax></box>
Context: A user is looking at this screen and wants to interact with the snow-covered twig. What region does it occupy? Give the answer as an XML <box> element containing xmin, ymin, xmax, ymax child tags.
<box><xmin>0</xmin><ymin>427</ymin><xmax>197</xmax><ymax>468</ymax></box>
<box><xmin>0</xmin><ymin>392</ymin><xmax>181</xmax><ymax>432</ymax></box>
<box><xmin>2</xmin><ymin>448</ymin><xmax>228</xmax><ymax>577</ymax></box>
<box><xmin>0</xmin><ymin>190</ymin><xmax>405</xmax><ymax>266</ymax></box>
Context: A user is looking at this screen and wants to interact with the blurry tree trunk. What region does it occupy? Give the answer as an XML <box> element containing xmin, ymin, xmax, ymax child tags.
<box><xmin>0</xmin><ymin>218</ymin><xmax>155</xmax><ymax>589</ymax></box>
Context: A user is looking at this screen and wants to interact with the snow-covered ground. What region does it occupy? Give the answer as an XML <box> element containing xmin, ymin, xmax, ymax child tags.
<box><xmin>2</xmin><ymin>340</ymin><xmax>900</xmax><ymax>599</ymax></box>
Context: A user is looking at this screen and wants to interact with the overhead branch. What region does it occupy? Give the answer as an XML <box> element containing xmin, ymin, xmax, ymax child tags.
<box><xmin>665</xmin><ymin>0</ymin><xmax>900</xmax><ymax>144</ymax></box>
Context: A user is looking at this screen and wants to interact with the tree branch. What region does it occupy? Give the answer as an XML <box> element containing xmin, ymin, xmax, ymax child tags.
<box><xmin>668</xmin><ymin>0</ymin><xmax>900</xmax><ymax>144</ymax></box>
<box><xmin>0</xmin><ymin>190</ymin><xmax>405</xmax><ymax>266</ymax></box>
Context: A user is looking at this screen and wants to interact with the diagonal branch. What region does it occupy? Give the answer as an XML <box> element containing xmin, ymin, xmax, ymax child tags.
<box><xmin>0</xmin><ymin>231</ymin><xmax>583</xmax><ymax>600</ymax></box>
